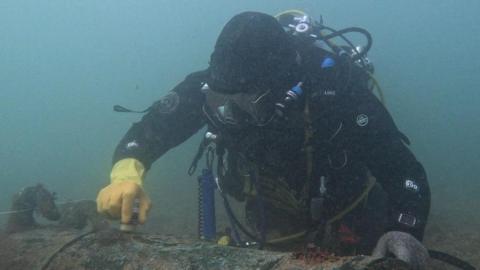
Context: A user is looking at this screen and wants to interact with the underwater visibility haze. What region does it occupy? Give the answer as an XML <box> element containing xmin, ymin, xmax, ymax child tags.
<box><xmin>0</xmin><ymin>0</ymin><xmax>479</xmax><ymax>267</ymax></box>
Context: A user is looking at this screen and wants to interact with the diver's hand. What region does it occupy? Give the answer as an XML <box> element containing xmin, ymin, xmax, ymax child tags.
<box><xmin>372</xmin><ymin>231</ymin><xmax>430</xmax><ymax>270</ymax></box>
<box><xmin>96</xmin><ymin>181</ymin><xmax>152</xmax><ymax>224</ymax></box>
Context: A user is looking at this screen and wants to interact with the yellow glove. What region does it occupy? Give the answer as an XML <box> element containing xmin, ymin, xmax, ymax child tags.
<box><xmin>217</xmin><ymin>235</ymin><xmax>231</xmax><ymax>246</ymax></box>
<box><xmin>96</xmin><ymin>158</ymin><xmax>152</xmax><ymax>224</ymax></box>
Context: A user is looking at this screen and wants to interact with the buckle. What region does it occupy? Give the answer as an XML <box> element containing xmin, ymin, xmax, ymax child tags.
<box><xmin>398</xmin><ymin>213</ymin><xmax>417</xmax><ymax>227</ymax></box>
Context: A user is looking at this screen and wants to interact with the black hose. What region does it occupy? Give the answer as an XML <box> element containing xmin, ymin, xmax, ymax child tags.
<box><xmin>318</xmin><ymin>26</ymin><xmax>373</xmax><ymax>62</ymax></box>
<box><xmin>221</xmin><ymin>191</ymin><xmax>259</xmax><ymax>241</ymax></box>
<box><xmin>41</xmin><ymin>231</ymin><xmax>95</xmax><ymax>270</ymax></box>
<box><xmin>188</xmin><ymin>138</ymin><xmax>207</xmax><ymax>176</ymax></box>
<box><xmin>429</xmin><ymin>249</ymin><xmax>477</xmax><ymax>270</ymax></box>
<box><xmin>250</xmin><ymin>171</ymin><xmax>266</xmax><ymax>249</ymax></box>
<box><xmin>319</xmin><ymin>26</ymin><xmax>368</xmax><ymax>70</ymax></box>
<box><xmin>216</xmin><ymin>148</ymin><xmax>259</xmax><ymax>243</ymax></box>
<box><xmin>113</xmin><ymin>104</ymin><xmax>151</xmax><ymax>113</ymax></box>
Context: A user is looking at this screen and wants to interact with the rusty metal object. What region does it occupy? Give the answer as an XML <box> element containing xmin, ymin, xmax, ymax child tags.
<box><xmin>6</xmin><ymin>184</ymin><xmax>60</xmax><ymax>233</ymax></box>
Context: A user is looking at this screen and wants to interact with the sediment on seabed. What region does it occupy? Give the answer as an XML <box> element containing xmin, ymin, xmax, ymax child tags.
<box><xmin>0</xmin><ymin>226</ymin><xmax>412</xmax><ymax>270</ymax></box>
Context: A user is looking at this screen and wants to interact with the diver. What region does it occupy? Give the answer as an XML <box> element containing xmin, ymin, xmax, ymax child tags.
<box><xmin>97</xmin><ymin>11</ymin><xmax>431</xmax><ymax>269</ymax></box>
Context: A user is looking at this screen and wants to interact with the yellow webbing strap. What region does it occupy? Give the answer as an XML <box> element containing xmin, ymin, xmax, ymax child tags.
<box><xmin>303</xmin><ymin>94</ymin><xmax>314</xmax><ymax>198</ymax></box>
<box><xmin>326</xmin><ymin>175</ymin><xmax>376</xmax><ymax>226</ymax></box>
<box><xmin>267</xmin><ymin>230</ymin><xmax>306</xmax><ymax>244</ymax></box>
<box><xmin>265</xmin><ymin>176</ymin><xmax>377</xmax><ymax>244</ymax></box>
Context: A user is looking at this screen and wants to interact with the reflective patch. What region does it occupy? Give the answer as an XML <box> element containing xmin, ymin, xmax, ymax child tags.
<box><xmin>398</xmin><ymin>213</ymin><xmax>417</xmax><ymax>227</ymax></box>
<box><xmin>155</xmin><ymin>92</ymin><xmax>180</xmax><ymax>114</ymax></box>
<box><xmin>323</xmin><ymin>89</ymin><xmax>336</xmax><ymax>96</ymax></box>
<box><xmin>356</xmin><ymin>114</ymin><xmax>369</xmax><ymax>127</ymax></box>
<box><xmin>405</xmin><ymin>179</ymin><xmax>419</xmax><ymax>192</ymax></box>
<box><xmin>201</xmin><ymin>82</ymin><xmax>210</xmax><ymax>91</ymax></box>
<box><xmin>126</xmin><ymin>140</ymin><xmax>139</xmax><ymax>150</ymax></box>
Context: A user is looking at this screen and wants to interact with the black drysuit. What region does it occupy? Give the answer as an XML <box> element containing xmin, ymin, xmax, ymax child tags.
<box><xmin>112</xmin><ymin>47</ymin><xmax>430</xmax><ymax>253</ymax></box>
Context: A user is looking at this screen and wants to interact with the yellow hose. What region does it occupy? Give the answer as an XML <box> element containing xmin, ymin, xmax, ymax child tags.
<box><xmin>266</xmin><ymin>230</ymin><xmax>306</xmax><ymax>244</ymax></box>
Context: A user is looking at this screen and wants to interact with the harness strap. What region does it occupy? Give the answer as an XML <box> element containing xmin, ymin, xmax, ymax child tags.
<box><xmin>264</xmin><ymin>175</ymin><xmax>377</xmax><ymax>244</ymax></box>
<box><xmin>303</xmin><ymin>94</ymin><xmax>314</xmax><ymax>199</ymax></box>
<box><xmin>326</xmin><ymin>175</ymin><xmax>376</xmax><ymax>225</ymax></box>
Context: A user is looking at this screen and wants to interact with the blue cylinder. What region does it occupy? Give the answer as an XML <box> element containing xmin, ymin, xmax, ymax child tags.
<box><xmin>198</xmin><ymin>169</ymin><xmax>216</xmax><ymax>240</ymax></box>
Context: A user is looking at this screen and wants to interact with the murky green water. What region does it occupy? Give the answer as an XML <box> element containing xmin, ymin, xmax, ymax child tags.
<box><xmin>1</xmin><ymin>1</ymin><xmax>478</xmax><ymax>258</ymax></box>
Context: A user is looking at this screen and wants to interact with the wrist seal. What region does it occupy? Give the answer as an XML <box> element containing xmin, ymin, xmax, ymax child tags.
<box><xmin>110</xmin><ymin>158</ymin><xmax>145</xmax><ymax>187</ymax></box>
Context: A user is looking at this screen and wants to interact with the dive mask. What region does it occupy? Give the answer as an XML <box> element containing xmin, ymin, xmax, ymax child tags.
<box><xmin>204</xmin><ymin>83</ymin><xmax>277</xmax><ymax>127</ymax></box>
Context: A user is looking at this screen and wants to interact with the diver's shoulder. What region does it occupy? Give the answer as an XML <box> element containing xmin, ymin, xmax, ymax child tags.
<box><xmin>176</xmin><ymin>69</ymin><xmax>210</xmax><ymax>96</ymax></box>
<box><xmin>184</xmin><ymin>69</ymin><xmax>210</xmax><ymax>82</ymax></box>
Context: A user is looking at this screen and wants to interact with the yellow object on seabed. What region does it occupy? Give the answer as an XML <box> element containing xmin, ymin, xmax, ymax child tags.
<box><xmin>217</xmin><ymin>235</ymin><xmax>232</xmax><ymax>246</ymax></box>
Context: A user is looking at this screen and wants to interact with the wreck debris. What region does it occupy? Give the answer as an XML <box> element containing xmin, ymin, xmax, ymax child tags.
<box><xmin>6</xmin><ymin>184</ymin><xmax>60</xmax><ymax>233</ymax></box>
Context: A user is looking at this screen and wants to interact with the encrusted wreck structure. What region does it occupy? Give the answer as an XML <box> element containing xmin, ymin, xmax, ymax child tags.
<box><xmin>0</xmin><ymin>226</ymin><xmax>412</xmax><ymax>270</ymax></box>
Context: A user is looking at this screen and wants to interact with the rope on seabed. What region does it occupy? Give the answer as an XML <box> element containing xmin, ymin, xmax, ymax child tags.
<box><xmin>0</xmin><ymin>199</ymin><xmax>94</xmax><ymax>216</ymax></box>
<box><xmin>0</xmin><ymin>209</ymin><xmax>32</xmax><ymax>215</ymax></box>
<box><xmin>40</xmin><ymin>230</ymin><xmax>95</xmax><ymax>270</ymax></box>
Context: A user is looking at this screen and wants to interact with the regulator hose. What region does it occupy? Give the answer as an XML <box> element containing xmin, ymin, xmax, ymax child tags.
<box><xmin>250</xmin><ymin>171</ymin><xmax>266</xmax><ymax>248</ymax></box>
<box><xmin>428</xmin><ymin>249</ymin><xmax>476</xmax><ymax>270</ymax></box>
<box><xmin>319</xmin><ymin>26</ymin><xmax>373</xmax><ymax>62</ymax></box>
<box><xmin>220</xmin><ymin>189</ymin><xmax>258</xmax><ymax>241</ymax></box>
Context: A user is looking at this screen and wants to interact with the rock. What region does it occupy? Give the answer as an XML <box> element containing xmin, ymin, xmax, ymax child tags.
<box><xmin>58</xmin><ymin>200</ymin><xmax>109</xmax><ymax>231</ymax></box>
<box><xmin>0</xmin><ymin>226</ymin><xmax>412</xmax><ymax>270</ymax></box>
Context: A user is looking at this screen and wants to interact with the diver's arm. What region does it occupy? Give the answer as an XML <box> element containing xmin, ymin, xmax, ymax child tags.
<box><xmin>112</xmin><ymin>70</ymin><xmax>208</xmax><ymax>170</ymax></box>
<box><xmin>97</xmin><ymin>70</ymin><xmax>208</xmax><ymax>225</ymax></box>
<box><xmin>350</xmin><ymin>91</ymin><xmax>431</xmax><ymax>240</ymax></box>
<box><xmin>367</xmin><ymin>132</ymin><xmax>430</xmax><ymax>240</ymax></box>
